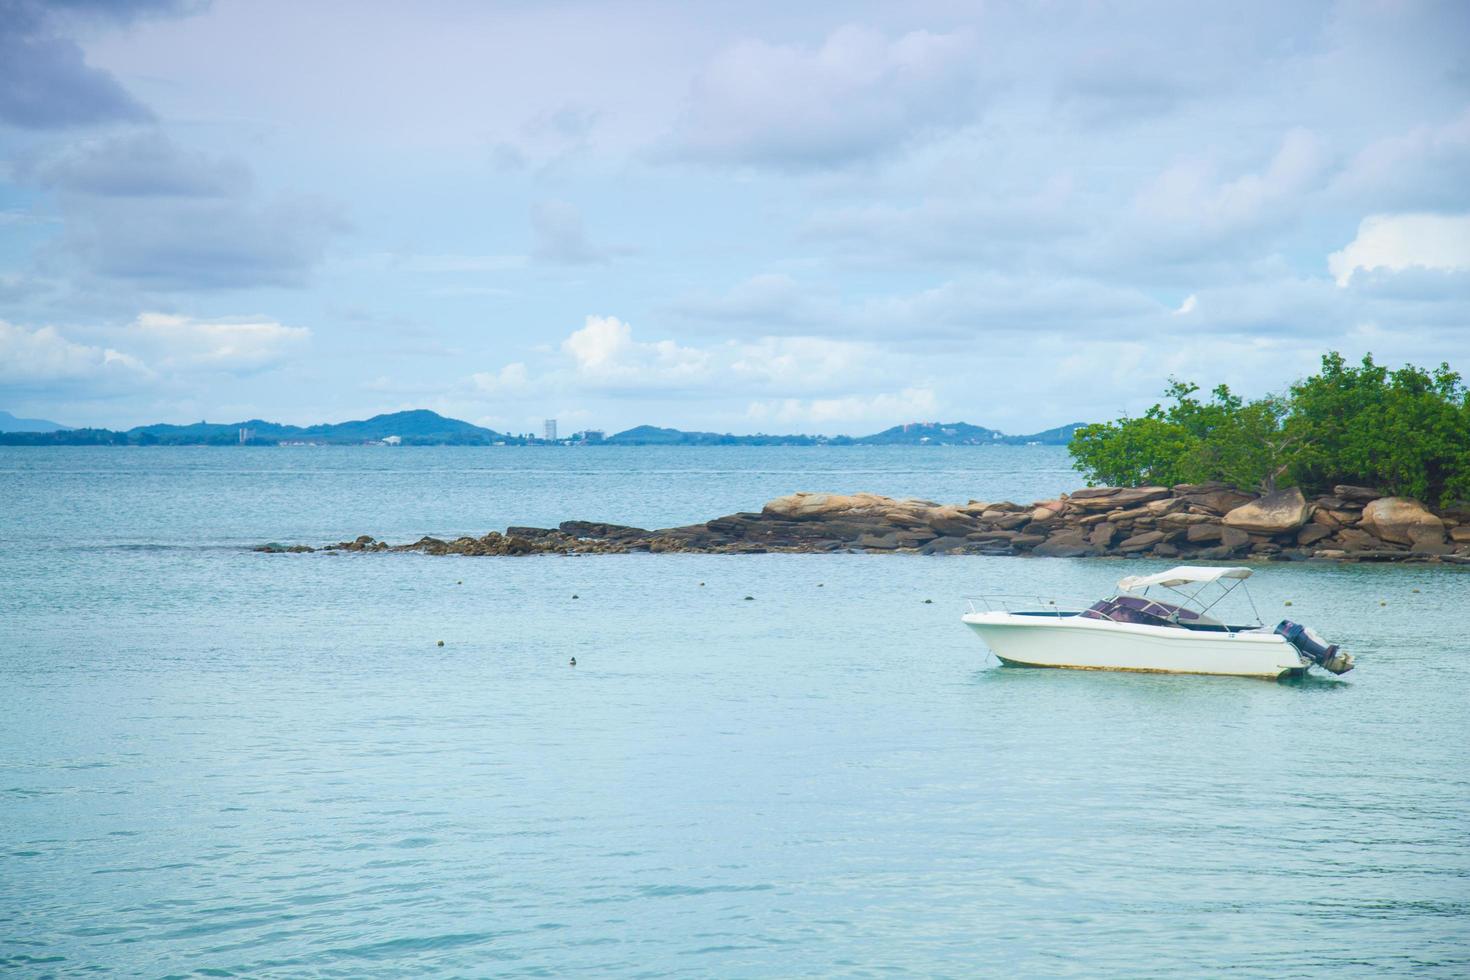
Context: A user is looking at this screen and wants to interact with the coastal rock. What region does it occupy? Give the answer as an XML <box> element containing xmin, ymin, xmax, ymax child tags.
<box><xmin>1119</xmin><ymin>530</ymin><xmax>1165</xmax><ymax>552</ymax></box>
<box><xmin>1222</xmin><ymin>487</ymin><xmax>1312</xmax><ymax>534</ymax></box>
<box><xmin>1068</xmin><ymin>486</ymin><xmax>1172</xmax><ymax>511</ymax></box>
<box><xmin>921</xmin><ymin>535</ymin><xmax>973</xmax><ymax>555</ymax></box>
<box><xmin>1089</xmin><ymin>522</ymin><xmax>1118</xmax><ymax>548</ymax></box>
<box><xmin>1180</xmin><ymin>487</ymin><xmax>1257</xmax><ymax>515</ymax></box>
<box><xmin>1034</xmin><ymin>528</ymin><xmax>1092</xmax><ymax>557</ymax></box>
<box><xmin>1360</xmin><ymin>497</ymin><xmax>1444</xmax><ymax>545</ymax></box>
<box><xmin>1334</xmin><ymin>485</ymin><xmax>1383</xmax><ymax>503</ymax></box>
<box><xmin>925</xmin><ymin>506</ymin><xmax>981</xmax><ymax>536</ymax></box>
<box><xmin>1220</xmin><ymin>526</ymin><xmax>1251</xmax><ymax>550</ymax></box>
<box><xmin>1186</xmin><ymin>523</ymin><xmax>1223</xmax><ymax>543</ymax></box>
<box><xmin>301</xmin><ymin>482</ymin><xmax>1457</xmax><ymax>565</ymax></box>
<box><xmin>1296</xmin><ymin>524</ymin><xmax>1333</xmax><ymax>546</ymax></box>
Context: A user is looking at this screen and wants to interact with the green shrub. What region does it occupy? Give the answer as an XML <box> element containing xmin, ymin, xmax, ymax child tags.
<box><xmin>1069</xmin><ymin>353</ymin><xmax>1470</xmax><ymax>506</ymax></box>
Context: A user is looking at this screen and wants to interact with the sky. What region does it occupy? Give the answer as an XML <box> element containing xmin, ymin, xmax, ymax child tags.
<box><xmin>1</xmin><ymin>0</ymin><xmax>1468</xmax><ymax>435</ymax></box>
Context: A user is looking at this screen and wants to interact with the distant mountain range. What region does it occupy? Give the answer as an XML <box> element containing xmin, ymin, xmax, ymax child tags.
<box><xmin>0</xmin><ymin>410</ymin><xmax>71</xmax><ymax>433</ymax></box>
<box><xmin>0</xmin><ymin>410</ymin><xmax>1087</xmax><ymax>446</ymax></box>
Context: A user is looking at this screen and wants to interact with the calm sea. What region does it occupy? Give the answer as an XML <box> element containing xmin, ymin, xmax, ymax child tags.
<box><xmin>2</xmin><ymin>446</ymin><xmax>1467</xmax><ymax>977</ymax></box>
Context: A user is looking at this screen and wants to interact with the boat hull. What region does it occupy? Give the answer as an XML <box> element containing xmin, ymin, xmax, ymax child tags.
<box><xmin>962</xmin><ymin>612</ymin><xmax>1305</xmax><ymax>679</ymax></box>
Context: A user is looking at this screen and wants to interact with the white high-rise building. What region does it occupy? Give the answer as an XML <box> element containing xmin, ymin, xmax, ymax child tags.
<box><xmin>543</xmin><ymin>419</ymin><xmax>558</xmax><ymax>441</ymax></box>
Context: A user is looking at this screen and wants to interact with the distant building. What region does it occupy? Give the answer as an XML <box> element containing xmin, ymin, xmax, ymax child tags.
<box><xmin>382</xmin><ymin>435</ymin><xmax>401</xmax><ymax>446</ymax></box>
<box><xmin>238</xmin><ymin>427</ymin><xmax>253</xmax><ymax>444</ymax></box>
<box><xmin>543</xmin><ymin>419</ymin><xmax>558</xmax><ymax>441</ymax></box>
<box><xmin>578</xmin><ymin>429</ymin><xmax>605</xmax><ymax>444</ymax></box>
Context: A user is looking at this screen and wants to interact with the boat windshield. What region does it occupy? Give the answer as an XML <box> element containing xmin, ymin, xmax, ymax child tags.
<box><xmin>1081</xmin><ymin>595</ymin><xmax>1224</xmax><ymax>628</ymax></box>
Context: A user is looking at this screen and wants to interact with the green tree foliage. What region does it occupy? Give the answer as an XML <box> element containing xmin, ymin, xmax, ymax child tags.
<box><xmin>1069</xmin><ymin>353</ymin><xmax>1470</xmax><ymax>505</ymax></box>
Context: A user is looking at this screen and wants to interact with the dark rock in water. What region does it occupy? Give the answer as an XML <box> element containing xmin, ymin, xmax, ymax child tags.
<box><xmin>1219</xmin><ymin>526</ymin><xmax>1251</xmax><ymax>550</ymax></box>
<box><xmin>921</xmin><ymin>535</ymin><xmax>973</xmax><ymax>554</ymax></box>
<box><xmin>858</xmin><ymin>532</ymin><xmax>902</xmax><ymax>550</ymax></box>
<box><xmin>1034</xmin><ymin>528</ymin><xmax>1093</xmax><ymax>557</ymax></box>
<box><xmin>559</xmin><ymin>520</ymin><xmax>650</xmax><ymax>539</ymax></box>
<box><xmin>506</xmin><ymin>526</ymin><xmax>554</xmax><ymax>539</ymax></box>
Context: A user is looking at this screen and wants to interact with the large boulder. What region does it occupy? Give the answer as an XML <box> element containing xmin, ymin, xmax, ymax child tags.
<box><xmin>1034</xmin><ymin>528</ymin><xmax>1093</xmax><ymax>557</ymax></box>
<box><xmin>1359</xmin><ymin>497</ymin><xmax>1445</xmax><ymax>546</ymax></box>
<box><xmin>1222</xmin><ymin>487</ymin><xmax>1313</xmax><ymax>534</ymax></box>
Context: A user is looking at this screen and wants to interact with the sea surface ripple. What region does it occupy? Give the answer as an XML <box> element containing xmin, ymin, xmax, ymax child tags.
<box><xmin>2</xmin><ymin>446</ymin><xmax>1467</xmax><ymax>977</ymax></box>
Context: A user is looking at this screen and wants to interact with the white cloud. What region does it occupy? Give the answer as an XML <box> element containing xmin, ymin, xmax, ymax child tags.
<box><xmin>1135</xmin><ymin>128</ymin><xmax>1328</xmax><ymax>235</ymax></box>
<box><xmin>746</xmin><ymin>387</ymin><xmax>939</xmax><ymax>426</ymax></box>
<box><xmin>561</xmin><ymin>314</ymin><xmax>709</xmax><ymax>386</ymax></box>
<box><xmin>1328</xmin><ymin>213</ymin><xmax>1470</xmax><ymax>286</ymax></box>
<box><xmin>1331</xmin><ymin>107</ymin><xmax>1470</xmax><ymax>210</ymax></box>
<box><xmin>0</xmin><ymin>320</ymin><xmax>148</xmax><ymax>388</ymax></box>
<box><xmin>125</xmin><ymin>313</ymin><xmax>310</xmax><ymax>371</ymax></box>
<box><xmin>1173</xmin><ymin>294</ymin><xmax>1197</xmax><ymax>315</ymax></box>
<box><xmin>471</xmin><ymin>362</ymin><xmax>532</xmax><ymax>394</ymax></box>
<box><xmin>671</xmin><ymin>24</ymin><xmax>981</xmax><ymax>168</ymax></box>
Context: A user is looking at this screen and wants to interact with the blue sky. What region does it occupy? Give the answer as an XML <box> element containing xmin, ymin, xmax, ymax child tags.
<box><xmin>1</xmin><ymin>0</ymin><xmax>1468</xmax><ymax>434</ymax></box>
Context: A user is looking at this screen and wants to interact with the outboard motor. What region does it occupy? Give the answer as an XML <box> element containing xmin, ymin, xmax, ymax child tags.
<box><xmin>1276</xmin><ymin>620</ymin><xmax>1355</xmax><ymax>674</ymax></box>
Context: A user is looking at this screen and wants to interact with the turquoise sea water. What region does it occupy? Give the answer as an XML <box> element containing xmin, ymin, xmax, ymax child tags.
<box><xmin>2</xmin><ymin>446</ymin><xmax>1467</xmax><ymax>977</ymax></box>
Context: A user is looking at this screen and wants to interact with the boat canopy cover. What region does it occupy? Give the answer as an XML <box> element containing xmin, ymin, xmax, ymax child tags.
<box><xmin>1117</xmin><ymin>566</ymin><xmax>1252</xmax><ymax>592</ymax></box>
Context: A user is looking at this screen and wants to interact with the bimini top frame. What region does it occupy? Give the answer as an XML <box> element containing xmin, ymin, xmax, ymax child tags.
<box><xmin>1117</xmin><ymin>565</ymin><xmax>1262</xmax><ymax>626</ymax></box>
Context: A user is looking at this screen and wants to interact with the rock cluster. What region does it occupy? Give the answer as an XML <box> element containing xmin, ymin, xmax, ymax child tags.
<box><xmin>256</xmin><ymin>483</ymin><xmax>1470</xmax><ymax>564</ymax></box>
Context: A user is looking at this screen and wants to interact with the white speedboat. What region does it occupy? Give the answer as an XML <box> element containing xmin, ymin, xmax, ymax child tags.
<box><xmin>961</xmin><ymin>566</ymin><xmax>1354</xmax><ymax>679</ymax></box>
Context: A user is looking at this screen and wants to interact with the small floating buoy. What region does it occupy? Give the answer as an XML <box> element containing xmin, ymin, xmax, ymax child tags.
<box><xmin>570</xmin><ymin>657</ymin><xmax>576</xmax><ymax>667</ymax></box>
<box><xmin>744</xmin><ymin>595</ymin><xmax>754</xmax><ymax>601</ymax></box>
<box><xmin>1412</xmin><ymin>588</ymin><xmax>1421</xmax><ymax>593</ymax></box>
<box><xmin>572</xmin><ymin>594</ymin><xmax>579</xmax><ymax>599</ymax></box>
<box><xmin>436</xmin><ymin>640</ymin><xmax>445</xmax><ymax>647</ymax></box>
<box><xmin>456</xmin><ymin>580</ymin><xmax>462</xmax><ymax>585</ymax></box>
<box><xmin>1284</xmin><ymin>600</ymin><xmax>1292</xmax><ymax>606</ymax></box>
<box><xmin>923</xmin><ymin>599</ymin><xmax>933</xmax><ymax>604</ymax></box>
<box><xmin>699</xmin><ymin>582</ymin><xmax>705</xmax><ymax>586</ymax></box>
<box><xmin>817</xmin><ymin>583</ymin><xmax>823</xmax><ymax>587</ymax></box>
<box><xmin>1379</xmin><ymin>600</ymin><xmax>1387</xmax><ymax>606</ymax></box>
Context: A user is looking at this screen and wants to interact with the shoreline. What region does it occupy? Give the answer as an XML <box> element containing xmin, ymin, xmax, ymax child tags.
<box><xmin>258</xmin><ymin>484</ymin><xmax>1470</xmax><ymax>565</ymax></box>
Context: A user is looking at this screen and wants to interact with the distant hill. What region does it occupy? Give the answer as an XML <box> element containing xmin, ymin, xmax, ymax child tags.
<box><xmin>0</xmin><ymin>411</ymin><xmax>1089</xmax><ymax>447</ymax></box>
<box><xmin>604</xmin><ymin>425</ymin><xmax>830</xmax><ymax>446</ymax></box>
<box><xmin>0</xmin><ymin>410</ymin><xmax>70</xmax><ymax>433</ymax></box>
<box><xmin>855</xmin><ymin>422</ymin><xmax>1002</xmax><ymax>445</ymax></box>
<box><xmin>605</xmin><ymin>421</ymin><xmax>1086</xmax><ymax>446</ymax></box>
<box><xmin>0</xmin><ymin>410</ymin><xmax>513</xmax><ymax>446</ymax></box>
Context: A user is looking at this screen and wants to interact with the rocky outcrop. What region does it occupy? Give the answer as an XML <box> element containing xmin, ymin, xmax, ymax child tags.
<box><xmin>259</xmin><ymin>484</ymin><xmax>1470</xmax><ymax>564</ymax></box>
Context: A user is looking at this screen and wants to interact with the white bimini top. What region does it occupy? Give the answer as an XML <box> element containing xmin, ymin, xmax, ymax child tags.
<box><xmin>1117</xmin><ymin>566</ymin><xmax>1253</xmax><ymax>592</ymax></box>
